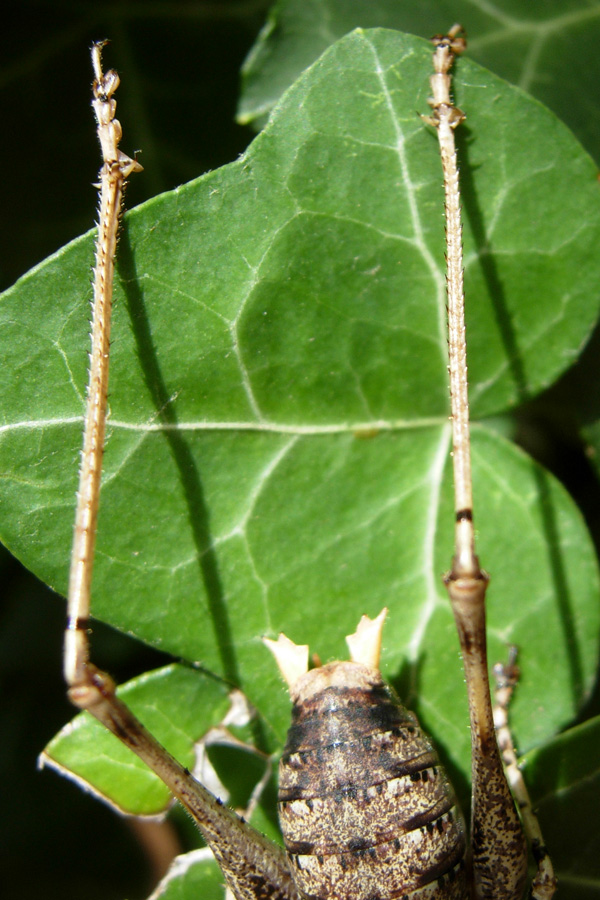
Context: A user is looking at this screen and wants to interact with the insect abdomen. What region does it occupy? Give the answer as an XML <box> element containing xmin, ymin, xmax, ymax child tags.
<box><xmin>278</xmin><ymin>661</ymin><xmax>468</xmax><ymax>900</ymax></box>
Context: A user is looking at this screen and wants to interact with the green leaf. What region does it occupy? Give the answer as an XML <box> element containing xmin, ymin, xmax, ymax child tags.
<box><xmin>239</xmin><ymin>0</ymin><xmax>600</xmax><ymax>162</ymax></box>
<box><xmin>523</xmin><ymin>716</ymin><xmax>600</xmax><ymax>895</ymax></box>
<box><xmin>1</xmin><ymin>27</ymin><xmax>599</xmax><ymax>887</ymax></box>
<box><xmin>42</xmin><ymin>665</ymin><xmax>231</xmax><ymax>816</ymax></box>
<box><xmin>149</xmin><ymin>849</ymin><xmax>226</xmax><ymax>900</ymax></box>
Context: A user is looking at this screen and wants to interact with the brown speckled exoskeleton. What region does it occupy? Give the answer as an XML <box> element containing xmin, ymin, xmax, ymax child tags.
<box><xmin>58</xmin><ymin>29</ymin><xmax>556</xmax><ymax>900</ymax></box>
<box><xmin>265</xmin><ymin>611</ymin><xmax>469</xmax><ymax>900</ymax></box>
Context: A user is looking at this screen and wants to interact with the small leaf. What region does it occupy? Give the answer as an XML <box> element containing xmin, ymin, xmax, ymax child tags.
<box><xmin>42</xmin><ymin>665</ymin><xmax>232</xmax><ymax>816</ymax></box>
<box><xmin>147</xmin><ymin>848</ymin><xmax>225</xmax><ymax>900</ymax></box>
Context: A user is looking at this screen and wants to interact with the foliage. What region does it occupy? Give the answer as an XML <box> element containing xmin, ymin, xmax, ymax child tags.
<box><xmin>2</xmin><ymin>4</ymin><xmax>600</xmax><ymax>899</ymax></box>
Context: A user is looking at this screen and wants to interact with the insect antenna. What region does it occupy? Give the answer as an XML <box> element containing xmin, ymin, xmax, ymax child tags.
<box><xmin>426</xmin><ymin>26</ymin><xmax>556</xmax><ymax>900</ymax></box>
<box><xmin>61</xmin><ymin>43</ymin><xmax>299</xmax><ymax>900</ymax></box>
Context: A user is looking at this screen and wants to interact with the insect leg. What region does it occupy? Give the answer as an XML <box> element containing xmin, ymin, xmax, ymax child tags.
<box><xmin>494</xmin><ymin>652</ymin><xmax>558</xmax><ymax>900</ymax></box>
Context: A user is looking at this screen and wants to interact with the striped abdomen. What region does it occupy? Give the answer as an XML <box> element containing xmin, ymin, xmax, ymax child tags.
<box><xmin>278</xmin><ymin>661</ymin><xmax>467</xmax><ymax>900</ymax></box>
